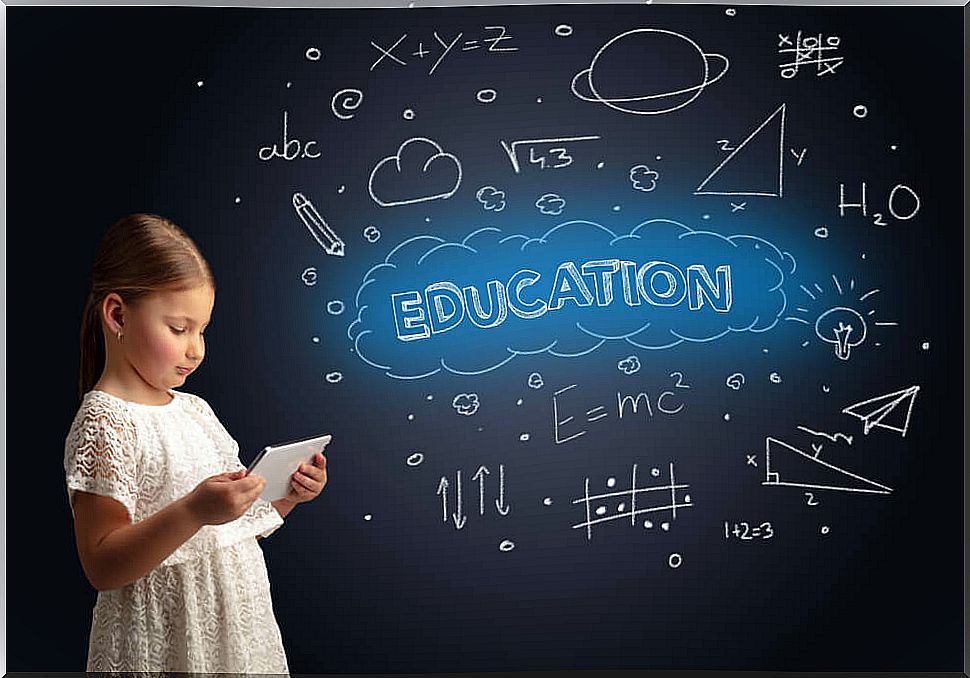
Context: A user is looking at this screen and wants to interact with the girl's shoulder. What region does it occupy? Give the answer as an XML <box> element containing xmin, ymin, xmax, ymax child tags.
<box><xmin>67</xmin><ymin>390</ymin><xmax>140</xmax><ymax>450</ymax></box>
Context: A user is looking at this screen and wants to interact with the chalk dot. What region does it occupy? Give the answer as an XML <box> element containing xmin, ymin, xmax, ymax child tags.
<box><xmin>725</xmin><ymin>7</ymin><xmax>736</xmax><ymax>15</ymax></box>
<box><xmin>595</xmin><ymin>506</ymin><xmax>607</xmax><ymax>516</ymax></box>
<box><xmin>478</xmin><ymin>426</ymin><xmax>484</xmax><ymax>432</ymax></box>
<box><xmin>801</xmin><ymin>340</ymin><xmax>810</xmax><ymax>347</ymax></box>
<box><xmin>724</xmin><ymin>413</ymin><xmax>731</xmax><ymax>421</ymax></box>
<box><xmin>305</xmin><ymin>47</ymin><xmax>321</xmax><ymax>61</ymax></box>
<box><xmin>424</xmin><ymin>395</ymin><xmax>433</xmax><ymax>402</ymax></box>
<box><xmin>312</xmin><ymin>336</ymin><xmax>320</xmax><ymax>344</ymax></box>
<box><xmin>861</xmin><ymin>253</ymin><xmax>867</xmax><ymax>259</ymax></box>
<box><xmin>606</xmin><ymin>477</ymin><xmax>617</xmax><ymax>488</ymax></box>
<box><xmin>337</xmin><ymin>185</ymin><xmax>346</xmax><ymax>193</ymax></box>
<box><xmin>822</xmin><ymin>384</ymin><xmax>831</xmax><ymax>393</ymax></box>
<box><xmin>668</xmin><ymin>553</ymin><xmax>682</xmax><ymax>568</ymax></box>
<box><xmin>403</xmin><ymin>108</ymin><xmax>415</xmax><ymax>120</ymax></box>
<box><xmin>821</xmin><ymin>526</ymin><xmax>830</xmax><ymax>535</ymax></box>
<box><xmin>325</xmin><ymin>372</ymin><xmax>343</xmax><ymax>384</ymax></box>
<box><xmin>554</xmin><ymin>24</ymin><xmax>573</xmax><ymax>37</ymax></box>
<box><xmin>644</xmin><ymin>520</ymin><xmax>653</xmax><ymax>529</ymax></box>
<box><xmin>499</xmin><ymin>540</ymin><xmax>515</xmax><ymax>552</ymax></box>
<box><xmin>543</xmin><ymin>497</ymin><xmax>553</xmax><ymax>506</ymax></box>
<box><xmin>516</xmin><ymin>398</ymin><xmax>523</xmax><ymax>405</ymax></box>
<box><xmin>406</xmin><ymin>453</ymin><xmax>424</xmax><ymax>466</ymax></box>
<box><xmin>519</xmin><ymin>433</ymin><xmax>530</xmax><ymax>442</ymax></box>
<box><xmin>476</xmin><ymin>88</ymin><xmax>497</xmax><ymax>104</ymax></box>
<box><xmin>617</xmin><ymin>503</ymin><xmax>626</xmax><ymax>512</ymax></box>
<box><xmin>407</xmin><ymin>414</ymin><xmax>415</xmax><ymax>421</ymax></box>
<box><xmin>651</xmin><ymin>467</ymin><xmax>660</xmax><ymax>477</ymax></box>
<box><xmin>286</xmin><ymin>82</ymin><xmax>292</xmax><ymax>88</ymax></box>
<box><xmin>702</xmin><ymin>213</ymin><xmax>711</xmax><ymax>220</ymax></box>
<box><xmin>364</xmin><ymin>514</ymin><xmax>372</xmax><ymax>521</ymax></box>
<box><xmin>684</xmin><ymin>495</ymin><xmax>691</xmax><ymax>503</ymax></box>
<box><xmin>425</xmin><ymin>217</ymin><xmax>431</xmax><ymax>223</ymax></box>
<box><xmin>655</xmin><ymin>155</ymin><xmax>662</xmax><ymax>161</ymax></box>
<box><xmin>661</xmin><ymin>522</ymin><xmax>670</xmax><ymax>531</ymax></box>
<box><xmin>769</xmin><ymin>372</ymin><xmax>782</xmax><ymax>384</ymax></box>
<box><xmin>890</xmin><ymin>144</ymin><xmax>898</xmax><ymax>151</ymax></box>
<box><xmin>196</xmin><ymin>80</ymin><xmax>204</xmax><ymax>87</ymax></box>
<box><xmin>612</xmin><ymin>205</ymin><xmax>621</xmax><ymax>212</ymax></box>
<box><xmin>921</xmin><ymin>341</ymin><xmax>930</xmax><ymax>350</ymax></box>
<box><xmin>596</xmin><ymin>162</ymin><xmax>605</xmax><ymax>169</ymax></box>
<box><xmin>762</xmin><ymin>348</ymin><xmax>769</xmax><ymax>354</ymax></box>
<box><xmin>536</xmin><ymin>97</ymin><xmax>543</xmax><ymax>104</ymax></box>
<box><xmin>853</xmin><ymin>105</ymin><xmax>868</xmax><ymax>118</ymax></box>
<box><xmin>234</xmin><ymin>196</ymin><xmax>241</xmax><ymax>204</ymax></box>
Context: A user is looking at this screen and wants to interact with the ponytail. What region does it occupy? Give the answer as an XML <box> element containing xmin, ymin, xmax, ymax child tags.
<box><xmin>78</xmin><ymin>293</ymin><xmax>107</xmax><ymax>401</ymax></box>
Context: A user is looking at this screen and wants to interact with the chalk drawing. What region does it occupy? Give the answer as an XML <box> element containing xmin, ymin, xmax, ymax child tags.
<box><xmin>762</xmin><ymin>437</ymin><xmax>892</xmax><ymax>494</ymax></box>
<box><xmin>293</xmin><ymin>192</ymin><xmax>345</xmax><ymax>256</ymax></box>
<box><xmin>842</xmin><ymin>386</ymin><xmax>919</xmax><ymax>437</ymax></box>
<box><xmin>572</xmin><ymin>462</ymin><xmax>693</xmax><ymax>540</ymax></box>
<box><xmin>500</xmin><ymin>135</ymin><xmax>601</xmax><ymax>174</ymax></box>
<box><xmin>331</xmin><ymin>88</ymin><xmax>364</xmax><ymax>120</ymax></box>
<box><xmin>777</xmin><ymin>31</ymin><xmax>843</xmax><ymax>78</ymax></box>
<box><xmin>572</xmin><ymin>28</ymin><xmax>728</xmax><ymax>115</ymax></box>
<box><xmin>368</xmin><ymin>137</ymin><xmax>462</xmax><ymax>207</ymax></box>
<box><xmin>695</xmin><ymin>104</ymin><xmax>786</xmax><ymax>197</ymax></box>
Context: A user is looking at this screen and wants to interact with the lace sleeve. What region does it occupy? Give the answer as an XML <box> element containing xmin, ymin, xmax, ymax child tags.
<box><xmin>64</xmin><ymin>399</ymin><xmax>139</xmax><ymax>521</ymax></box>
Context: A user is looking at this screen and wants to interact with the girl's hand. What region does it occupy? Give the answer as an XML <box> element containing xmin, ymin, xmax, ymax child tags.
<box><xmin>185</xmin><ymin>470</ymin><xmax>266</xmax><ymax>525</ymax></box>
<box><xmin>283</xmin><ymin>452</ymin><xmax>328</xmax><ymax>504</ymax></box>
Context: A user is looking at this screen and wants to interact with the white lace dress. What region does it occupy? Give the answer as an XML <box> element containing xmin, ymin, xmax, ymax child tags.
<box><xmin>63</xmin><ymin>388</ymin><xmax>289</xmax><ymax>674</ymax></box>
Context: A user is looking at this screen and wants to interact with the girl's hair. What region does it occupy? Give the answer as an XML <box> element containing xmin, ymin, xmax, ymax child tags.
<box><xmin>78</xmin><ymin>213</ymin><xmax>216</xmax><ymax>401</ymax></box>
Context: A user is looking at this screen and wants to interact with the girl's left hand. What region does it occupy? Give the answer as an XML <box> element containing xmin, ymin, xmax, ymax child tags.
<box><xmin>285</xmin><ymin>452</ymin><xmax>328</xmax><ymax>504</ymax></box>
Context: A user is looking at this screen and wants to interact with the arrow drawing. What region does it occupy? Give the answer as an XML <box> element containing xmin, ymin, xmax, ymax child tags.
<box><xmin>437</xmin><ymin>476</ymin><xmax>449</xmax><ymax>523</ymax></box>
<box><xmin>495</xmin><ymin>463</ymin><xmax>511</xmax><ymax>515</ymax></box>
<box><xmin>472</xmin><ymin>465</ymin><xmax>490</xmax><ymax>515</ymax></box>
<box><xmin>453</xmin><ymin>469</ymin><xmax>466</xmax><ymax>530</ymax></box>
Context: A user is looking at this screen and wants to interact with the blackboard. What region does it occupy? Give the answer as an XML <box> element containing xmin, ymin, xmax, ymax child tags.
<box><xmin>5</xmin><ymin>2</ymin><xmax>967</xmax><ymax>674</ymax></box>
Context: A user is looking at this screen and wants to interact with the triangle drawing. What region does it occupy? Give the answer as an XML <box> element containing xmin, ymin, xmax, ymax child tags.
<box><xmin>695</xmin><ymin>103</ymin><xmax>786</xmax><ymax>197</ymax></box>
<box><xmin>762</xmin><ymin>437</ymin><xmax>892</xmax><ymax>494</ymax></box>
<box><xmin>842</xmin><ymin>385</ymin><xmax>919</xmax><ymax>437</ymax></box>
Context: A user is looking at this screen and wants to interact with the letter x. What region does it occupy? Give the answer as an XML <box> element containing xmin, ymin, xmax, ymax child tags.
<box><xmin>370</xmin><ymin>34</ymin><xmax>408</xmax><ymax>71</ymax></box>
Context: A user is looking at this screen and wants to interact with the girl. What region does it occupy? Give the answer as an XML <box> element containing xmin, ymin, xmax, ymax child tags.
<box><xmin>64</xmin><ymin>213</ymin><xmax>328</xmax><ymax>673</ymax></box>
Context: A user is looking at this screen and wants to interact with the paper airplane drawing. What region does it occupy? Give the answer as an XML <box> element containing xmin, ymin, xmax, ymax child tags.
<box><xmin>762</xmin><ymin>437</ymin><xmax>893</xmax><ymax>494</ymax></box>
<box><xmin>842</xmin><ymin>385</ymin><xmax>919</xmax><ymax>437</ymax></box>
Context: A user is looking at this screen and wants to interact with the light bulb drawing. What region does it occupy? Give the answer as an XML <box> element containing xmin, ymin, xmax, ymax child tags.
<box><xmin>785</xmin><ymin>274</ymin><xmax>897</xmax><ymax>360</ymax></box>
<box><xmin>814</xmin><ymin>306</ymin><xmax>866</xmax><ymax>360</ymax></box>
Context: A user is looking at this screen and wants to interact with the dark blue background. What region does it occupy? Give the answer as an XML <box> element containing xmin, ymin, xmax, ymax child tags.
<box><xmin>6</xmin><ymin>3</ymin><xmax>963</xmax><ymax>672</ymax></box>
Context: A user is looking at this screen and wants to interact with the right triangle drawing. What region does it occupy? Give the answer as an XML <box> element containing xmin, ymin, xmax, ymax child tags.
<box><xmin>695</xmin><ymin>103</ymin><xmax>786</xmax><ymax>197</ymax></box>
<box><xmin>762</xmin><ymin>437</ymin><xmax>892</xmax><ymax>495</ymax></box>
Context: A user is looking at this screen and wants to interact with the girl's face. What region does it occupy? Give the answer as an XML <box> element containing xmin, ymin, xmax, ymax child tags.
<box><xmin>121</xmin><ymin>285</ymin><xmax>215</xmax><ymax>391</ymax></box>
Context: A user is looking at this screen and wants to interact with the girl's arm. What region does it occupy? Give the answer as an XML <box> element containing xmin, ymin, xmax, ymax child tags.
<box><xmin>73</xmin><ymin>491</ymin><xmax>204</xmax><ymax>591</ymax></box>
<box><xmin>73</xmin><ymin>471</ymin><xmax>265</xmax><ymax>591</ymax></box>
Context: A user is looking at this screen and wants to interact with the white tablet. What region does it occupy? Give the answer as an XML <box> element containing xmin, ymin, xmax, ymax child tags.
<box><xmin>246</xmin><ymin>434</ymin><xmax>332</xmax><ymax>502</ymax></box>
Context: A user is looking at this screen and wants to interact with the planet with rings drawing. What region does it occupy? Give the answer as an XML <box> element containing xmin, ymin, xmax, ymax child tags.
<box><xmin>571</xmin><ymin>28</ymin><xmax>730</xmax><ymax>115</ymax></box>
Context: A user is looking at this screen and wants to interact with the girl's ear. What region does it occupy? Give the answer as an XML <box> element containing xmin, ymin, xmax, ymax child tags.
<box><xmin>101</xmin><ymin>293</ymin><xmax>125</xmax><ymax>334</ymax></box>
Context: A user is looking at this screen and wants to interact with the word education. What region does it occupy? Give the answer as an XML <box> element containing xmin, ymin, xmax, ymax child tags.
<box><xmin>391</xmin><ymin>258</ymin><xmax>733</xmax><ymax>341</ymax></box>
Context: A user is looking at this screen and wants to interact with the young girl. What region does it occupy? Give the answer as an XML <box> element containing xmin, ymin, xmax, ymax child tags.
<box><xmin>64</xmin><ymin>213</ymin><xmax>328</xmax><ymax>673</ymax></box>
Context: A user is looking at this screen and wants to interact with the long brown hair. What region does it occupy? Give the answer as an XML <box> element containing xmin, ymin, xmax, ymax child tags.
<box><xmin>78</xmin><ymin>213</ymin><xmax>216</xmax><ymax>401</ymax></box>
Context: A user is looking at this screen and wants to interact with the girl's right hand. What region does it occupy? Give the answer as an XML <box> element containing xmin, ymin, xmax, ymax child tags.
<box><xmin>185</xmin><ymin>470</ymin><xmax>266</xmax><ymax>525</ymax></box>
